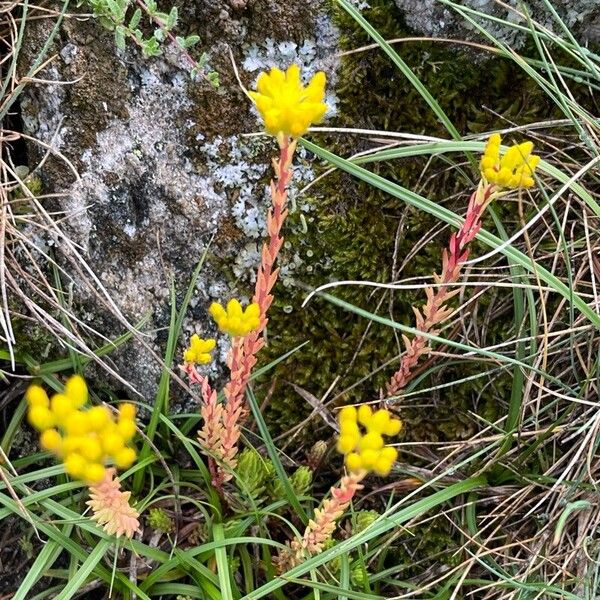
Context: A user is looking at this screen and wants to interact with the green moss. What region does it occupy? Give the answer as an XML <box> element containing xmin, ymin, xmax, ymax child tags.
<box><xmin>255</xmin><ymin>0</ymin><xmax>592</xmax><ymax>444</ymax></box>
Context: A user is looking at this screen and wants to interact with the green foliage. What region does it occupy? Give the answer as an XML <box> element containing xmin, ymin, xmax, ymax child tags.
<box><xmin>321</xmin><ymin>537</ymin><xmax>370</xmax><ymax>584</ymax></box>
<box><xmin>350</xmin><ymin>565</ymin><xmax>367</xmax><ymax>587</ymax></box>
<box><xmin>288</xmin><ymin>465</ymin><xmax>313</xmax><ymax>496</ymax></box>
<box><xmin>222</xmin><ymin>517</ymin><xmax>243</xmax><ymax>537</ymax></box>
<box><xmin>18</xmin><ymin>536</ymin><xmax>34</xmax><ymax>560</ymax></box>
<box><xmin>236</xmin><ymin>448</ymin><xmax>314</xmax><ymax>507</ymax></box>
<box><xmin>147</xmin><ymin>507</ymin><xmax>173</xmax><ymax>533</ymax></box>
<box><xmin>10</xmin><ymin>166</ymin><xmax>42</xmax><ymax>204</ymax></box>
<box><xmin>272</xmin><ymin>465</ymin><xmax>313</xmax><ymax>499</ymax></box>
<box><xmin>205</xmin><ymin>70</ymin><xmax>220</xmax><ymax>88</ymax></box>
<box><xmin>352</xmin><ymin>509</ymin><xmax>379</xmax><ymax>534</ymax></box>
<box><xmin>77</xmin><ymin>0</ymin><xmax>218</xmax><ymax>84</ymax></box>
<box><xmin>235</xmin><ymin>447</ymin><xmax>274</xmax><ymax>503</ymax></box>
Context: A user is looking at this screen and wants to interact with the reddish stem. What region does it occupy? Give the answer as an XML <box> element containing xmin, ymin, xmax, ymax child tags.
<box><xmin>212</xmin><ymin>139</ymin><xmax>294</xmax><ymax>482</ymax></box>
<box><xmin>386</xmin><ymin>184</ymin><xmax>494</xmax><ymax>397</ymax></box>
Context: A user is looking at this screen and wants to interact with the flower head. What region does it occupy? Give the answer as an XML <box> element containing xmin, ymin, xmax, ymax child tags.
<box><xmin>209</xmin><ymin>299</ymin><xmax>260</xmax><ymax>337</ymax></box>
<box><xmin>336</xmin><ymin>406</ymin><xmax>402</xmax><ymax>476</ymax></box>
<box><xmin>480</xmin><ymin>133</ymin><xmax>540</xmax><ymax>189</ymax></box>
<box><xmin>249</xmin><ymin>64</ymin><xmax>327</xmax><ymax>138</ymax></box>
<box><xmin>184</xmin><ymin>334</ymin><xmax>216</xmax><ymax>364</ymax></box>
<box><xmin>26</xmin><ymin>376</ymin><xmax>137</xmax><ymax>484</ymax></box>
<box><xmin>86</xmin><ymin>468</ymin><xmax>140</xmax><ymax>538</ymax></box>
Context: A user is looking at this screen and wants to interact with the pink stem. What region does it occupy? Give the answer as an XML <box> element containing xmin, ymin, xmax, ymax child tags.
<box><xmin>386</xmin><ymin>184</ymin><xmax>494</xmax><ymax>397</ymax></box>
<box><xmin>214</xmin><ymin>139</ymin><xmax>294</xmax><ymax>481</ymax></box>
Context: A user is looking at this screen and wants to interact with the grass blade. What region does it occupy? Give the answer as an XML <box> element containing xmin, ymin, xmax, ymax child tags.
<box><xmin>213</xmin><ymin>522</ymin><xmax>235</xmax><ymax>600</ymax></box>
<box><xmin>50</xmin><ymin>538</ymin><xmax>113</xmax><ymax>600</ymax></box>
<box><xmin>302</xmin><ymin>138</ymin><xmax>600</xmax><ymax>330</ymax></box>
<box><xmin>335</xmin><ymin>0</ymin><xmax>462</xmax><ymax>142</ymax></box>
<box><xmin>247</xmin><ymin>387</ymin><xmax>309</xmax><ymax>524</ymax></box>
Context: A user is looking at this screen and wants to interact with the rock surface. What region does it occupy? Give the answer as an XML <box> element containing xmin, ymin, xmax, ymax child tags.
<box><xmin>393</xmin><ymin>0</ymin><xmax>600</xmax><ymax>48</ymax></box>
<box><xmin>20</xmin><ymin>0</ymin><xmax>339</xmax><ymax>403</ymax></box>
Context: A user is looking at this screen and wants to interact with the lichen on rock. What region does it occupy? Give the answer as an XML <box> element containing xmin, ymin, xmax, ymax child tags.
<box><xmin>18</xmin><ymin>1</ymin><xmax>340</xmax><ymax>405</ymax></box>
<box><xmin>393</xmin><ymin>0</ymin><xmax>600</xmax><ymax>48</ymax></box>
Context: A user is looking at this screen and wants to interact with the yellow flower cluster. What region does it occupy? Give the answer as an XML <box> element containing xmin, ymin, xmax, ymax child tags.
<box><xmin>249</xmin><ymin>64</ymin><xmax>327</xmax><ymax>138</ymax></box>
<box><xmin>336</xmin><ymin>405</ymin><xmax>402</xmax><ymax>476</ymax></box>
<box><xmin>26</xmin><ymin>375</ymin><xmax>137</xmax><ymax>484</ymax></box>
<box><xmin>480</xmin><ymin>133</ymin><xmax>540</xmax><ymax>189</ymax></box>
<box><xmin>184</xmin><ymin>334</ymin><xmax>216</xmax><ymax>364</ymax></box>
<box><xmin>209</xmin><ymin>299</ymin><xmax>260</xmax><ymax>337</ymax></box>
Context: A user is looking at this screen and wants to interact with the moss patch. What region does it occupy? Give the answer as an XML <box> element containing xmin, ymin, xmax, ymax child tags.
<box><xmin>256</xmin><ymin>0</ymin><xmax>592</xmax><ymax>443</ymax></box>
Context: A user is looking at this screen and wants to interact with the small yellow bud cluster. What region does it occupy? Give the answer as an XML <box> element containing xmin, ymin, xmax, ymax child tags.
<box><xmin>26</xmin><ymin>375</ymin><xmax>137</xmax><ymax>484</ymax></box>
<box><xmin>336</xmin><ymin>405</ymin><xmax>402</xmax><ymax>476</ymax></box>
<box><xmin>249</xmin><ymin>64</ymin><xmax>327</xmax><ymax>138</ymax></box>
<box><xmin>209</xmin><ymin>299</ymin><xmax>260</xmax><ymax>337</ymax></box>
<box><xmin>480</xmin><ymin>133</ymin><xmax>540</xmax><ymax>189</ymax></box>
<box><xmin>184</xmin><ymin>334</ymin><xmax>216</xmax><ymax>364</ymax></box>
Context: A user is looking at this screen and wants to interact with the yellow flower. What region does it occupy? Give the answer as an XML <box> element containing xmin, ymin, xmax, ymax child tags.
<box><xmin>102</xmin><ymin>431</ymin><xmax>125</xmax><ymax>455</ymax></box>
<box><xmin>119</xmin><ymin>403</ymin><xmax>136</xmax><ymax>421</ymax></box>
<box><xmin>28</xmin><ymin>406</ymin><xmax>55</xmax><ymax>431</ymax></box>
<box><xmin>117</xmin><ymin>418</ymin><xmax>136</xmax><ymax>441</ymax></box>
<box><xmin>336</xmin><ymin>405</ymin><xmax>402</xmax><ymax>476</ymax></box>
<box><xmin>358</xmin><ymin>432</ymin><xmax>384</xmax><ymax>452</ymax></box>
<box><xmin>63</xmin><ymin>411</ymin><xmax>90</xmax><ymax>436</ymax></box>
<box><xmin>25</xmin><ymin>376</ymin><xmax>138</xmax><ymax>484</ymax></box>
<box><xmin>64</xmin><ymin>374</ymin><xmax>88</xmax><ymax>408</ymax></box>
<box><xmin>40</xmin><ymin>429</ymin><xmax>63</xmax><ymax>453</ymax></box>
<box><xmin>87</xmin><ymin>406</ymin><xmax>111</xmax><ymax>431</ymax></box>
<box><xmin>79</xmin><ymin>437</ymin><xmax>103</xmax><ymax>462</ymax></box>
<box><xmin>249</xmin><ymin>64</ymin><xmax>327</xmax><ymax>138</ymax></box>
<box><xmin>345</xmin><ymin>452</ymin><xmax>363</xmax><ymax>472</ymax></box>
<box><xmin>209</xmin><ymin>299</ymin><xmax>260</xmax><ymax>337</ymax></box>
<box><xmin>25</xmin><ymin>385</ymin><xmax>49</xmax><ymax>408</ymax></box>
<box><xmin>50</xmin><ymin>393</ymin><xmax>75</xmax><ymax>423</ymax></box>
<box><xmin>339</xmin><ymin>406</ymin><xmax>357</xmax><ymax>422</ymax></box>
<box><xmin>480</xmin><ymin>133</ymin><xmax>540</xmax><ymax>189</ymax></box>
<box><xmin>63</xmin><ymin>436</ymin><xmax>84</xmax><ymax>455</ymax></box>
<box><xmin>64</xmin><ymin>453</ymin><xmax>87</xmax><ymax>479</ymax></box>
<box><xmin>83</xmin><ymin>463</ymin><xmax>106</xmax><ymax>485</ymax></box>
<box><xmin>114</xmin><ymin>447</ymin><xmax>136</xmax><ymax>469</ymax></box>
<box><xmin>184</xmin><ymin>334</ymin><xmax>216</xmax><ymax>364</ymax></box>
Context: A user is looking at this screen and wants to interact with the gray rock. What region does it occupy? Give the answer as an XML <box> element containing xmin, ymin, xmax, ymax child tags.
<box><xmin>18</xmin><ymin>1</ymin><xmax>339</xmax><ymax>406</ymax></box>
<box><xmin>394</xmin><ymin>0</ymin><xmax>600</xmax><ymax>49</ymax></box>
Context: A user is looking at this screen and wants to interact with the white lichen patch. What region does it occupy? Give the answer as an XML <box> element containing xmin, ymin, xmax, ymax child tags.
<box><xmin>348</xmin><ymin>0</ymin><xmax>370</xmax><ymax>10</ymax></box>
<box><xmin>242</xmin><ymin>12</ymin><xmax>340</xmax><ymax>118</ymax></box>
<box><xmin>196</xmin><ymin>134</ymin><xmax>319</xmax><ymax>282</ymax></box>
<box><xmin>63</xmin><ymin>58</ymin><xmax>228</xmax><ymax>324</ymax></box>
<box><xmin>204</xmin><ymin>11</ymin><xmax>341</xmax><ymax>281</ymax></box>
<box><xmin>21</xmin><ymin>49</ymin><xmax>235</xmax><ymax>399</ymax></box>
